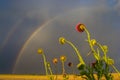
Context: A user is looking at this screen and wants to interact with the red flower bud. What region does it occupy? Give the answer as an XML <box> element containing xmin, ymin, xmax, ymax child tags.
<box><xmin>76</xmin><ymin>23</ymin><xmax>85</xmax><ymax>32</ymax></box>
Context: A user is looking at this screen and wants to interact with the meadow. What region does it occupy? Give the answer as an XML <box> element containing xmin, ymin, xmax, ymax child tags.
<box><xmin>0</xmin><ymin>73</ymin><xmax>120</xmax><ymax>80</ymax></box>
<box><xmin>0</xmin><ymin>74</ymin><xmax>82</xmax><ymax>80</ymax></box>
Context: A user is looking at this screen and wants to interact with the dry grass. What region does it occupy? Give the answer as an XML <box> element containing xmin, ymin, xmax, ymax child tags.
<box><xmin>0</xmin><ymin>73</ymin><xmax>120</xmax><ymax>80</ymax></box>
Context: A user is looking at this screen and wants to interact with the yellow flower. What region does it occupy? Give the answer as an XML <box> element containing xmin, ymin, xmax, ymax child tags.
<box><xmin>60</xmin><ymin>56</ymin><xmax>66</xmax><ymax>62</ymax></box>
<box><xmin>91</xmin><ymin>39</ymin><xmax>97</xmax><ymax>46</ymax></box>
<box><xmin>53</xmin><ymin>58</ymin><xmax>58</xmax><ymax>64</ymax></box>
<box><xmin>59</xmin><ymin>37</ymin><xmax>66</xmax><ymax>45</ymax></box>
<box><xmin>37</xmin><ymin>48</ymin><xmax>43</xmax><ymax>54</ymax></box>
<box><xmin>107</xmin><ymin>58</ymin><xmax>114</xmax><ymax>65</ymax></box>
<box><xmin>104</xmin><ymin>57</ymin><xmax>114</xmax><ymax>65</ymax></box>
<box><xmin>103</xmin><ymin>56</ymin><xmax>114</xmax><ymax>65</ymax></box>
<box><xmin>102</xmin><ymin>45</ymin><xmax>108</xmax><ymax>53</ymax></box>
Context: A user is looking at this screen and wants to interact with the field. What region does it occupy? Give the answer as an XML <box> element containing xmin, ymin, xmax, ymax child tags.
<box><xmin>0</xmin><ymin>73</ymin><xmax>120</xmax><ymax>80</ymax></box>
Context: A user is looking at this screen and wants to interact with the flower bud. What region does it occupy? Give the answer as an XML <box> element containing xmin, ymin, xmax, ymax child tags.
<box><xmin>107</xmin><ymin>58</ymin><xmax>114</xmax><ymax>65</ymax></box>
<box><xmin>102</xmin><ymin>45</ymin><xmax>108</xmax><ymax>53</ymax></box>
<box><xmin>91</xmin><ymin>39</ymin><xmax>97</xmax><ymax>46</ymax></box>
<box><xmin>53</xmin><ymin>58</ymin><xmax>58</xmax><ymax>64</ymax></box>
<box><xmin>59</xmin><ymin>37</ymin><xmax>66</xmax><ymax>45</ymax></box>
<box><xmin>68</xmin><ymin>62</ymin><xmax>73</xmax><ymax>67</ymax></box>
<box><xmin>60</xmin><ymin>56</ymin><xmax>66</xmax><ymax>62</ymax></box>
<box><xmin>47</xmin><ymin>62</ymin><xmax>50</xmax><ymax>67</ymax></box>
<box><xmin>76</xmin><ymin>23</ymin><xmax>85</xmax><ymax>32</ymax></box>
<box><xmin>37</xmin><ymin>49</ymin><xmax>43</xmax><ymax>54</ymax></box>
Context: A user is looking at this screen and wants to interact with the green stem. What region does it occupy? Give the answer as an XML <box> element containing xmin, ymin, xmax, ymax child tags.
<box><xmin>48</xmin><ymin>65</ymin><xmax>53</xmax><ymax>75</ymax></box>
<box><xmin>55</xmin><ymin>65</ymin><xmax>58</xmax><ymax>80</ymax></box>
<box><xmin>84</xmin><ymin>27</ymin><xmax>99</xmax><ymax>60</ymax></box>
<box><xmin>84</xmin><ymin>28</ymin><xmax>96</xmax><ymax>53</ymax></box>
<box><xmin>111</xmin><ymin>65</ymin><xmax>120</xmax><ymax>77</ymax></box>
<box><xmin>96</xmin><ymin>43</ymin><xmax>107</xmax><ymax>60</ymax></box>
<box><xmin>48</xmin><ymin>66</ymin><xmax>54</xmax><ymax>80</ymax></box>
<box><xmin>62</xmin><ymin>61</ymin><xmax>65</xmax><ymax>74</ymax></box>
<box><xmin>42</xmin><ymin>53</ymin><xmax>48</xmax><ymax>75</ymax></box>
<box><xmin>66</xmin><ymin>40</ymin><xmax>85</xmax><ymax>64</ymax></box>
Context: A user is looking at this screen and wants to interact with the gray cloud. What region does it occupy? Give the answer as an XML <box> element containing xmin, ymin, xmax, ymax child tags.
<box><xmin>114</xmin><ymin>0</ymin><xmax>120</xmax><ymax>15</ymax></box>
<box><xmin>13</xmin><ymin>3</ymin><xmax>120</xmax><ymax>74</ymax></box>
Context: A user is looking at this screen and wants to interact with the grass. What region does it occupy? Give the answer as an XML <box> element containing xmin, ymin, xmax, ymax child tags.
<box><xmin>0</xmin><ymin>73</ymin><xmax>120</xmax><ymax>80</ymax></box>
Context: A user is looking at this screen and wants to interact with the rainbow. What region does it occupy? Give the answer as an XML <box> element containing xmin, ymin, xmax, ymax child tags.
<box><xmin>0</xmin><ymin>19</ymin><xmax>23</xmax><ymax>52</ymax></box>
<box><xmin>12</xmin><ymin>16</ymin><xmax>58</xmax><ymax>73</ymax></box>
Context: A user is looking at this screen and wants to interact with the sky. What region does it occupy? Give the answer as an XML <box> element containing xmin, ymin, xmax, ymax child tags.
<box><xmin>0</xmin><ymin>0</ymin><xmax>120</xmax><ymax>74</ymax></box>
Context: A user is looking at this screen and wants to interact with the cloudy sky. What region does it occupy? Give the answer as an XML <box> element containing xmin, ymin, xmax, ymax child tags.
<box><xmin>0</xmin><ymin>0</ymin><xmax>120</xmax><ymax>74</ymax></box>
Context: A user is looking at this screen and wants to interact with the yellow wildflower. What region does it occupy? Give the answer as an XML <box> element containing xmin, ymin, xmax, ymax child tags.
<box><xmin>59</xmin><ymin>37</ymin><xmax>66</xmax><ymax>45</ymax></box>
<box><xmin>91</xmin><ymin>39</ymin><xmax>97</xmax><ymax>46</ymax></box>
<box><xmin>102</xmin><ymin>45</ymin><xmax>108</xmax><ymax>53</ymax></box>
<box><xmin>60</xmin><ymin>56</ymin><xmax>66</xmax><ymax>62</ymax></box>
<box><xmin>37</xmin><ymin>48</ymin><xmax>43</xmax><ymax>54</ymax></box>
<box><xmin>106</xmin><ymin>57</ymin><xmax>114</xmax><ymax>65</ymax></box>
<box><xmin>107</xmin><ymin>58</ymin><xmax>114</xmax><ymax>65</ymax></box>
